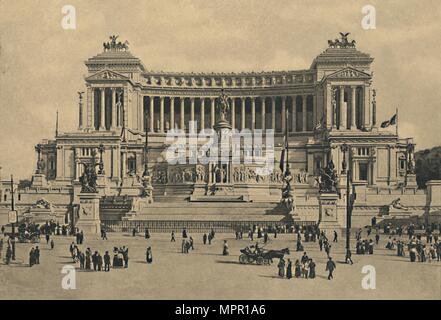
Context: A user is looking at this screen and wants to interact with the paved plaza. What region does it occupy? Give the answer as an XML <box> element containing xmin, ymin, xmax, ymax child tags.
<box><xmin>0</xmin><ymin>231</ymin><xmax>439</xmax><ymax>300</ymax></box>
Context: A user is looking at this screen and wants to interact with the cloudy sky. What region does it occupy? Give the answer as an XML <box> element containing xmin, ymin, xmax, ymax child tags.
<box><xmin>0</xmin><ymin>0</ymin><xmax>440</xmax><ymax>179</ymax></box>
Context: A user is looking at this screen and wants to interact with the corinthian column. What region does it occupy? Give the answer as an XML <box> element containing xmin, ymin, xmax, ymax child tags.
<box><xmin>340</xmin><ymin>86</ymin><xmax>346</xmax><ymax>130</ymax></box>
<box><xmin>292</xmin><ymin>96</ymin><xmax>297</xmax><ymax>132</ymax></box>
<box><xmin>251</xmin><ymin>97</ymin><xmax>256</xmax><ymax>130</ymax></box>
<box><xmin>160</xmin><ymin>96</ymin><xmax>164</xmax><ymax>132</ymax></box>
<box><xmin>99</xmin><ymin>88</ymin><xmax>105</xmax><ymax>131</ymax></box>
<box><xmin>211</xmin><ymin>98</ymin><xmax>215</xmax><ymax>127</ymax></box>
<box><xmin>201</xmin><ymin>98</ymin><xmax>205</xmax><ymax>130</ymax></box>
<box><xmin>180</xmin><ymin>97</ymin><xmax>185</xmax><ymax>130</ymax></box>
<box><xmin>149</xmin><ymin>96</ymin><xmax>154</xmax><ymax>132</ymax></box>
<box><xmin>261</xmin><ymin>98</ymin><xmax>266</xmax><ymax>130</ymax></box>
<box><xmin>190</xmin><ymin>97</ymin><xmax>195</xmax><ymax>123</ymax></box>
<box><xmin>111</xmin><ymin>88</ymin><xmax>117</xmax><ymax>129</ymax></box>
<box><xmin>241</xmin><ymin>97</ymin><xmax>246</xmax><ymax>130</ymax></box>
<box><xmin>170</xmin><ymin>97</ymin><xmax>175</xmax><ymax>130</ymax></box>
<box><xmin>351</xmin><ymin>86</ymin><xmax>356</xmax><ymax>129</ymax></box>
<box><xmin>302</xmin><ymin>95</ymin><xmax>307</xmax><ymax>131</ymax></box>
<box><xmin>271</xmin><ymin>97</ymin><xmax>276</xmax><ymax>130</ymax></box>
<box><xmin>231</xmin><ymin>98</ymin><xmax>235</xmax><ymax>129</ymax></box>
<box><xmin>281</xmin><ymin>96</ymin><xmax>286</xmax><ymax>133</ymax></box>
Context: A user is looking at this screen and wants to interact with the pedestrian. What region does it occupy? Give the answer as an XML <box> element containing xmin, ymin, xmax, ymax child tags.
<box><xmin>146</xmin><ymin>246</ymin><xmax>153</xmax><ymax>264</ymax></box>
<box><xmin>181</xmin><ymin>239</ymin><xmax>186</xmax><ymax>253</ymax></box>
<box><xmin>132</xmin><ymin>228</ymin><xmax>137</xmax><ymax>237</ymax></box>
<box><xmin>294</xmin><ymin>259</ymin><xmax>301</xmax><ymax>278</ymax></box>
<box><xmin>29</xmin><ymin>247</ymin><xmax>35</xmax><ymax>267</ymax></box>
<box><xmin>277</xmin><ymin>258</ymin><xmax>285</xmax><ymax>277</ymax></box>
<box><xmin>104</xmin><ymin>251</ymin><xmax>111</xmax><ymax>271</ymax></box>
<box><xmin>333</xmin><ymin>230</ymin><xmax>338</xmax><ymax>242</ymax></box>
<box><xmin>1</xmin><ymin>225</ymin><xmax>4</xmax><ymax>236</ymax></box>
<box><xmin>203</xmin><ymin>233</ymin><xmax>207</xmax><ymax>245</ymax></box>
<box><xmin>79</xmin><ymin>251</ymin><xmax>85</xmax><ymax>269</ymax></box>
<box><xmin>101</xmin><ymin>229</ymin><xmax>108</xmax><ymax>240</ymax></box>
<box><xmin>171</xmin><ymin>231</ymin><xmax>176</xmax><ymax>242</ymax></box>
<box><xmin>45</xmin><ymin>233</ymin><xmax>50</xmax><ymax>244</ymax></box>
<box><xmin>208</xmin><ymin>233</ymin><xmax>212</xmax><ymax>245</ymax></box>
<box><xmin>182</xmin><ymin>228</ymin><xmax>187</xmax><ymax>239</ymax></box>
<box><xmin>50</xmin><ymin>239</ymin><xmax>54</xmax><ymax>250</ymax></box>
<box><xmin>222</xmin><ymin>240</ymin><xmax>229</xmax><ymax>256</ymax></box>
<box><xmin>325</xmin><ymin>257</ymin><xmax>336</xmax><ymax>280</ymax></box>
<box><xmin>92</xmin><ymin>251</ymin><xmax>98</xmax><ymax>271</ymax></box>
<box><xmin>189</xmin><ymin>236</ymin><xmax>194</xmax><ymax>250</ymax></box>
<box><xmin>302</xmin><ymin>259</ymin><xmax>309</xmax><ymax>279</ymax></box>
<box><xmin>97</xmin><ymin>252</ymin><xmax>103</xmax><ymax>271</ymax></box>
<box><xmin>5</xmin><ymin>245</ymin><xmax>12</xmax><ymax>265</ymax></box>
<box><xmin>301</xmin><ymin>252</ymin><xmax>309</xmax><ymax>264</ymax></box>
<box><xmin>145</xmin><ymin>228</ymin><xmax>150</xmax><ymax>239</ymax></box>
<box><xmin>85</xmin><ymin>249</ymin><xmax>91</xmax><ymax>270</ymax></box>
<box><xmin>308</xmin><ymin>259</ymin><xmax>316</xmax><ymax>279</ymax></box>
<box><xmin>34</xmin><ymin>246</ymin><xmax>40</xmax><ymax>264</ymax></box>
<box><xmin>264</xmin><ymin>232</ymin><xmax>268</xmax><ymax>244</ymax></box>
<box><xmin>80</xmin><ymin>231</ymin><xmax>84</xmax><ymax>244</ymax></box>
<box><xmin>375</xmin><ymin>233</ymin><xmax>380</xmax><ymax>245</ymax></box>
<box><xmin>286</xmin><ymin>259</ymin><xmax>292</xmax><ymax>279</ymax></box>
<box><xmin>122</xmin><ymin>246</ymin><xmax>129</xmax><ymax>268</ymax></box>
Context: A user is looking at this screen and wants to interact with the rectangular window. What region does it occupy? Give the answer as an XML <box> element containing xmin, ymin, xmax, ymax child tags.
<box><xmin>359</xmin><ymin>163</ymin><xmax>368</xmax><ymax>181</ymax></box>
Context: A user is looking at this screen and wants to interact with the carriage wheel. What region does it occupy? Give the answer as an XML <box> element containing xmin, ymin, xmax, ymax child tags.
<box><xmin>239</xmin><ymin>254</ymin><xmax>248</xmax><ymax>264</ymax></box>
<box><xmin>256</xmin><ymin>257</ymin><xmax>264</xmax><ymax>265</ymax></box>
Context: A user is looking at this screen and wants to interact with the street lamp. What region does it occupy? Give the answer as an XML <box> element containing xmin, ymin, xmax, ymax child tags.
<box><xmin>9</xmin><ymin>174</ymin><xmax>18</xmax><ymax>261</ymax></box>
<box><xmin>340</xmin><ymin>144</ymin><xmax>355</xmax><ymax>253</ymax></box>
<box><xmin>143</xmin><ymin>113</ymin><xmax>149</xmax><ymax>177</ymax></box>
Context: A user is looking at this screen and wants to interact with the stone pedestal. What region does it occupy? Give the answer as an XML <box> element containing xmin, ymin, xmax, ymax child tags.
<box><xmin>76</xmin><ymin>193</ymin><xmax>101</xmax><ymax>234</ymax></box>
<box><xmin>406</xmin><ymin>174</ymin><xmax>417</xmax><ymax>188</ymax></box>
<box><xmin>318</xmin><ymin>193</ymin><xmax>341</xmax><ymax>237</ymax></box>
<box><xmin>31</xmin><ymin>174</ymin><xmax>48</xmax><ymax>187</ymax></box>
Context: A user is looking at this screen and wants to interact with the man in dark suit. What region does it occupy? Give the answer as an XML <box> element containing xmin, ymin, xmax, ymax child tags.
<box><xmin>104</xmin><ymin>251</ymin><xmax>111</xmax><ymax>271</ymax></box>
<box><xmin>326</xmin><ymin>257</ymin><xmax>336</xmax><ymax>280</ymax></box>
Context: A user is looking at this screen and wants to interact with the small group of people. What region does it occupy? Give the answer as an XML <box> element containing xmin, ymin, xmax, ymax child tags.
<box><xmin>356</xmin><ymin>238</ymin><xmax>374</xmax><ymax>255</ymax></box>
<box><xmin>181</xmin><ymin>237</ymin><xmax>194</xmax><ymax>253</ymax></box>
<box><xmin>29</xmin><ymin>246</ymin><xmax>40</xmax><ymax>267</ymax></box>
<box><xmin>277</xmin><ymin>252</ymin><xmax>317</xmax><ymax>280</ymax></box>
<box><xmin>75</xmin><ymin>230</ymin><xmax>85</xmax><ymax>245</ymax></box>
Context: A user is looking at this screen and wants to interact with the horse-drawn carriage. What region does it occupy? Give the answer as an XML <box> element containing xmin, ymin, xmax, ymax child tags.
<box><xmin>239</xmin><ymin>246</ymin><xmax>289</xmax><ymax>265</ymax></box>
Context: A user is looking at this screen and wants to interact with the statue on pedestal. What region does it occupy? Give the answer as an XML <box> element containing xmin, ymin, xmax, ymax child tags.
<box><xmin>216</xmin><ymin>89</ymin><xmax>230</xmax><ymax>123</ymax></box>
<box><xmin>280</xmin><ymin>167</ymin><xmax>295</xmax><ymax>214</ymax></box>
<box><xmin>317</xmin><ymin>160</ymin><xmax>339</xmax><ymax>193</ymax></box>
<box><xmin>79</xmin><ymin>151</ymin><xmax>98</xmax><ymax>193</ymax></box>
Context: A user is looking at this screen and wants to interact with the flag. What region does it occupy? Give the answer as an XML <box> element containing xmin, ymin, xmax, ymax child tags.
<box><xmin>381</xmin><ymin>113</ymin><xmax>397</xmax><ymax>128</ymax></box>
<box><xmin>279</xmin><ymin>136</ymin><xmax>288</xmax><ymax>172</ymax></box>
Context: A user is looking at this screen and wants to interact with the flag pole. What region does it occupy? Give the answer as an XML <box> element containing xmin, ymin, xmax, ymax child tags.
<box><xmin>285</xmin><ymin>107</ymin><xmax>289</xmax><ymax>172</ymax></box>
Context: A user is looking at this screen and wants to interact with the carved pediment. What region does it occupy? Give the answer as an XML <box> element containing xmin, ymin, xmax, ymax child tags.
<box><xmin>326</xmin><ymin>67</ymin><xmax>371</xmax><ymax>80</ymax></box>
<box><xmin>86</xmin><ymin>69</ymin><xmax>130</xmax><ymax>81</ymax></box>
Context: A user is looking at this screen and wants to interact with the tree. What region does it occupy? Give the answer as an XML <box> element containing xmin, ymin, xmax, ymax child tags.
<box><xmin>415</xmin><ymin>146</ymin><xmax>441</xmax><ymax>188</ymax></box>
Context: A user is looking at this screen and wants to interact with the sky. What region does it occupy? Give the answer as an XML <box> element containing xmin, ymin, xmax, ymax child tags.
<box><xmin>0</xmin><ymin>0</ymin><xmax>440</xmax><ymax>179</ymax></box>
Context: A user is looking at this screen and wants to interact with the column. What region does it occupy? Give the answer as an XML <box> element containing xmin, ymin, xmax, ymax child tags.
<box><xmin>302</xmin><ymin>94</ymin><xmax>307</xmax><ymax>131</ymax></box>
<box><xmin>201</xmin><ymin>98</ymin><xmax>205</xmax><ymax>130</ymax></box>
<box><xmin>137</xmin><ymin>94</ymin><xmax>142</xmax><ymax>131</ymax></box>
<box><xmin>363</xmin><ymin>85</ymin><xmax>371</xmax><ymax>128</ymax></box>
<box><xmin>292</xmin><ymin>95</ymin><xmax>296</xmax><ymax>132</ymax></box>
<box><xmin>339</xmin><ymin>86</ymin><xmax>346</xmax><ymax>130</ymax></box>
<box><xmin>78</xmin><ymin>93</ymin><xmax>84</xmax><ymax>130</ymax></box>
<box><xmin>326</xmin><ymin>84</ymin><xmax>332</xmax><ymax>129</ymax></box>
<box><xmin>210</xmin><ymin>98</ymin><xmax>215</xmax><ymax>127</ymax></box>
<box><xmin>170</xmin><ymin>97</ymin><xmax>175</xmax><ymax>130</ymax></box>
<box><xmin>271</xmin><ymin>97</ymin><xmax>276</xmax><ymax>130</ymax></box>
<box><xmin>88</xmin><ymin>86</ymin><xmax>94</xmax><ymax>129</ymax></box>
<box><xmin>149</xmin><ymin>96</ymin><xmax>154</xmax><ymax>132</ymax></box>
<box><xmin>111</xmin><ymin>88</ymin><xmax>117</xmax><ymax>129</ymax></box>
<box><xmin>261</xmin><ymin>98</ymin><xmax>266</xmax><ymax>130</ymax></box>
<box><xmin>99</xmin><ymin>88</ymin><xmax>105</xmax><ymax>130</ymax></box>
<box><xmin>350</xmin><ymin>86</ymin><xmax>356</xmax><ymax>129</ymax></box>
<box><xmin>231</xmin><ymin>98</ymin><xmax>235</xmax><ymax>129</ymax></box>
<box><xmin>241</xmin><ymin>97</ymin><xmax>246</xmax><ymax>130</ymax></box>
<box><xmin>180</xmin><ymin>97</ymin><xmax>185</xmax><ymax>130</ymax></box>
<box><xmin>160</xmin><ymin>96</ymin><xmax>164</xmax><ymax>132</ymax></box>
<box><xmin>312</xmin><ymin>93</ymin><xmax>317</xmax><ymax>129</ymax></box>
<box><xmin>251</xmin><ymin>97</ymin><xmax>256</xmax><ymax>130</ymax></box>
<box><xmin>121</xmin><ymin>150</ymin><xmax>127</xmax><ymax>178</ymax></box>
<box><xmin>281</xmin><ymin>96</ymin><xmax>286</xmax><ymax>133</ymax></box>
<box><xmin>190</xmin><ymin>98</ymin><xmax>195</xmax><ymax>122</ymax></box>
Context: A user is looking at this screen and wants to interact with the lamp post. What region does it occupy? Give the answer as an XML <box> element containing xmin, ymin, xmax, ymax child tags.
<box><xmin>340</xmin><ymin>143</ymin><xmax>355</xmax><ymax>253</ymax></box>
<box><xmin>10</xmin><ymin>174</ymin><xmax>17</xmax><ymax>261</ymax></box>
<box><xmin>98</xmin><ymin>144</ymin><xmax>105</xmax><ymax>174</ymax></box>
<box><xmin>143</xmin><ymin>113</ymin><xmax>149</xmax><ymax>177</ymax></box>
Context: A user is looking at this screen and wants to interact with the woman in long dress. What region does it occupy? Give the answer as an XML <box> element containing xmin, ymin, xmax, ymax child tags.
<box><xmin>308</xmin><ymin>259</ymin><xmax>316</xmax><ymax>279</ymax></box>
<box><xmin>286</xmin><ymin>259</ymin><xmax>292</xmax><ymax>279</ymax></box>
<box><xmin>294</xmin><ymin>259</ymin><xmax>301</xmax><ymax>278</ymax></box>
<box><xmin>146</xmin><ymin>246</ymin><xmax>153</xmax><ymax>264</ymax></box>
<box><xmin>277</xmin><ymin>258</ymin><xmax>285</xmax><ymax>277</ymax></box>
<box><xmin>302</xmin><ymin>260</ymin><xmax>309</xmax><ymax>279</ymax></box>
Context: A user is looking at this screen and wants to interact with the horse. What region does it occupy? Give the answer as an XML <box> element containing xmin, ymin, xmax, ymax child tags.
<box><xmin>262</xmin><ymin>247</ymin><xmax>290</xmax><ymax>264</ymax></box>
